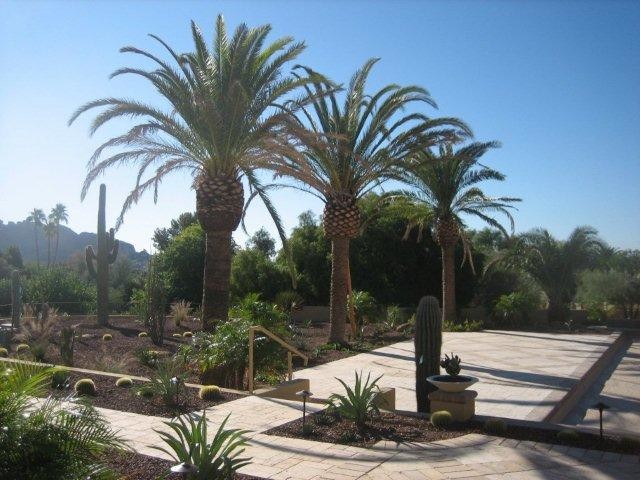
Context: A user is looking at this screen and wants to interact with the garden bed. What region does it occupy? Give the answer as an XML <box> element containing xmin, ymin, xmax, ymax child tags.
<box><xmin>266</xmin><ymin>410</ymin><xmax>640</xmax><ymax>455</ymax></box>
<box><xmin>49</xmin><ymin>371</ymin><xmax>244</xmax><ymax>417</ymax></box>
<box><xmin>103</xmin><ymin>450</ymin><xmax>264</xmax><ymax>480</ymax></box>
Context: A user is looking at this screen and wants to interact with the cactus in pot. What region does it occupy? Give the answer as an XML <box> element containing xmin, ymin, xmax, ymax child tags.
<box><xmin>86</xmin><ymin>184</ymin><xmax>119</xmax><ymax>326</ymax></box>
<box><xmin>414</xmin><ymin>295</ymin><xmax>442</xmax><ymax>413</ymax></box>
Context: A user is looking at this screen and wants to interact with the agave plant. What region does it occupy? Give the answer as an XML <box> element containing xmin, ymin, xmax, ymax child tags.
<box><xmin>69</xmin><ymin>15</ymin><xmax>313</xmax><ymax>330</ymax></box>
<box><xmin>276</xmin><ymin>59</ymin><xmax>470</xmax><ymax>343</ymax></box>
<box><xmin>328</xmin><ymin>371</ymin><xmax>383</xmax><ymax>430</ymax></box>
<box><xmin>152</xmin><ymin>412</ymin><xmax>250</xmax><ymax>479</ymax></box>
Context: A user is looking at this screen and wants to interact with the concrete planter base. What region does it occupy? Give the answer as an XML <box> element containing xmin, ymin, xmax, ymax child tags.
<box><xmin>429</xmin><ymin>389</ymin><xmax>478</xmax><ymax>421</ymax></box>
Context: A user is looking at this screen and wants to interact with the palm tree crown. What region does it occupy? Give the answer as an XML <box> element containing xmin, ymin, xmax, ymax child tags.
<box><xmin>50</xmin><ymin>203</ymin><xmax>69</xmax><ymax>264</ymax></box>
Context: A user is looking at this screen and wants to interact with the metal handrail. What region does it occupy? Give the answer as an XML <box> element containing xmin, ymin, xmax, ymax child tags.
<box><xmin>247</xmin><ymin>325</ymin><xmax>309</xmax><ymax>394</ymax></box>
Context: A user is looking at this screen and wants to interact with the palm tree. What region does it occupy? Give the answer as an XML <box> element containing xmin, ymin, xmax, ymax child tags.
<box><xmin>43</xmin><ymin>218</ymin><xmax>57</xmax><ymax>267</ymax></box>
<box><xmin>276</xmin><ymin>59</ymin><xmax>470</xmax><ymax>343</ymax></box>
<box><xmin>398</xmin><ymin>141</ymin><xmax>520</xmax><ymax>323</ymax></box>
<box><xmin>69</xmin><ymin>16</ymin><xmax>310</xmax><ymax>330</ymax></box>
<box><xmin>49</xmin><ymin>203</ymin><xmax>69</xmax><ymax>264</ymax></box>
<box><xmin>26</xmin><ymin>208</ymin><xmax>46</xmax><ymax>269</ymax></box>
<box><xmin>491</xmin><ymin>226</ymin><xmax>605</xmax><ymax>323</ymax></box>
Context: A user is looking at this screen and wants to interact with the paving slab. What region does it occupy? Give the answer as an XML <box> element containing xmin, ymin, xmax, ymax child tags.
<box><xmin>295</xmin><ymin>331</ymin><xmax>615</xmax><ymax>420</ymax></box>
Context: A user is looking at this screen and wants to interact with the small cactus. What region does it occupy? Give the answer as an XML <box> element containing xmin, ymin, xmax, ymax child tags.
<box><xmin>102</xmin><ymin>333</ymin><xmax>112</xmax><ymax>341</ymax></box>
<box><xmin>430</xmin><ymin>410</ymin><xmax>452</xmax><ymax>428</ymax></box>
<box><xmin>414</xmin><ymin>296</ymin><xmax>442</xmax><ymax>413</ymax></box>
<box><xmin>16</xmin><ymin>343</ymin><xmax>30</xmax><ymax>353</ymax></box>
<box><xmin>115</xmin><ymin>377</ymin><xmax>133</xmax><ymax>388</ymax></box>
<box><xmin>138</xmin><ymin>332</ymin><xmax>148</xmax><ymax>338</ymax></box>
<box><xmin>198</xmin><ymin>385</ymin><xmax>222</xmax><ymax>401</ymax></box>
<box><xmin>183</xmin><ymin>331</ymin><xmax>193</xmax><ymax>338</ymax></box>
<box><xmin>172</xmin><ymin>333</ymin><xmax>182</xmax><ymax>338</ymax></box>
<box><xmin>75</xmin><ymin>378</ymin><xmax>96</xmax><ymax>396</ymax></box>
<box><xmin>0</xmin><ymin>347</ymin><xmax>8</xmax><ymax>357</ymax></box>
<box><xmin>441</xmin><ymin>353</ymin><xmax>461</xmax><ymax>376</ymax></box>
<box><xmin>51</xmin><ymin>369</ymin><xmax>70</xmax><ymax>390</ymax></box>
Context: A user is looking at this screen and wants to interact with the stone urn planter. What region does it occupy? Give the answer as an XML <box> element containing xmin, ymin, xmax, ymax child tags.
<box><xmin>427</xmin><ymin>374</ymin><xmax>478</xmax><ymax>393</ymax></box>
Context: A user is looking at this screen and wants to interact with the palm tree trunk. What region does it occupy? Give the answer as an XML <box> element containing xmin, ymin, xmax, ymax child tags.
<box><xmin>47</xmin><ymin>237</ymin><xmax>51</xmax><ymax>267</ymax></box>
<box><xmin>547</xmin><ymin>297</ymin><xmax>569</xmax><ymax>324</ymax></box>
<box><xmin>202</xmin><ymin>230</ymin><xmax>232</xmax><ymax>331</ymax></box>
<box><xmin>54</xmin><ymin>228</ymin><xmax>60</xmax><ymax>264</ymax></box>
<box><xmin>329</xmin><ymin>237</ymin><xmax>349</xmax><ymax>344</ymax></box>
<box><xmin>33</xmin><ymin>227</ymin><xmax>40</xmax><ymax>269</ymax></box>
<box><xmin>441</xmin><ymin>244</ymin><xmax>457</xmax><ymax>323</ymax></box>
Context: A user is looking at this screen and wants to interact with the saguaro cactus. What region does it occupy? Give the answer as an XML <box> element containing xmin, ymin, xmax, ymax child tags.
<box><xmin>414</xmin><ymin>295</ymin><xmax>442</xmax><ymax>413</ymax></box>
<box><xmin>10</xmin><ymin>270</ymin><xmax>22</xmax><ymax>331</ymax></box>
<box><xmin>86</xmin><ymin>184</ymin><xmax>119</xmax><ymax>326</ymax></box>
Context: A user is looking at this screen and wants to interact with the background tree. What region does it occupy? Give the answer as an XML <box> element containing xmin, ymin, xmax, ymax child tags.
<box><xmin>49</xmin><ymin>203</ymin><xmax>69</xmax><ymax>263</ymax></box>
<box><xmin>26</xmin><ymin>208</ymin><xmax>46</xmax><ymax>269</ymax></box>
<box><xmin>153</xmin><ymin>212</ymin><xmax>197</xmax><ymax>250</ymax></box>
<box><xmin>42</xmin><ymin>219</ymin><xmax>57</xmax><ymax>267</ymax></box>
<box><xmin>277</xmin><ymin>59</ymin><xmax>469</xmax><ymax>342</ymax></box>
<box><xmin>247</xmin><ymin>227</ymin><xmax>276</xmax><ymax>257</ymax></box>
<box><xmin>70</xmin><ymin>15</ymin><xmax>311</xmax><ymax>330</ymax></box>
<box><xmin>492</xmin><ymin>226</ymin><xmax>605</xmax><ymax>323</ymax></box>
<box><xmin>397</xmin><ymin>141</ymin><xmax>520</xmax><ymax>323</ymax></box>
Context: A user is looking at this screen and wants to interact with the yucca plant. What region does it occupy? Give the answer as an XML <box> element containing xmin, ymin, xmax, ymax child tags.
<box><xmin>69</xmin><ymin>15</ymin><xmax>313</xmax><ymax>330</ymax></box>
<box><xmin>276</xmin><ymin>59</ymin><xmax>470</xmax><ymax>343</ymax></box>
<box><xmin>152</xmin><ymin>412</ymin><xmax>250</xmax><ymax>480</ymax></box>
<box><xmin>136</xmin><ymin>359</ymin><xmax>187</xmax><ymax>407</ymax></box>
<box><xmin>328</xmin><ymin>371</ymin><xmax>383</xmax><ymax>431</ymax></box>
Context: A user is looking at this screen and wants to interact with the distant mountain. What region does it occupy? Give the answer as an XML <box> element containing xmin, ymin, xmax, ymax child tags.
<box><xmin>0</xmin><ymin>220</ymin><xmax>150</xmax><ymax>268</ymax></box>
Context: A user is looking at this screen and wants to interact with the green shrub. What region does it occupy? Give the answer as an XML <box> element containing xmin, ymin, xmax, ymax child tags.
<box><xmin>183</xmin><ymin>331</ymin><xmax>193</xmax><ymax>338</ymax></box>
<box><xmin>556</xmin><ymin>429</ymin><xmax>580</xmax><ymax>443</ymax></box>
<box><xmin>16</xmin><ymin>343</ymin><xmax>30</xmax><ymax>353</ymax></box>
<box><xmin>51</xmin><ymin>369</ymin><xmax>70</xmax><ymax>390</ymax></box>
<box><xmin>430</xmin><ymin>410</ymin><xmax>453</xmax><ymax>428</ymax></box>
<box><xmin>115</xmin><ymin>377</ymin><xmax>133</xmax><ymax>388</ymax></box>
<box><xmin>443</xmin><ymin>319</ymin><xmax>484</xmax><ymax>332</ymax></box>
<box><xmin>0</xmin><ymin>347</ymin><xmax>8</xmax><ymax>357</ymax></box>
<box><xmin>302</xmin><ymin>423</ymin><xmax>314</xmax><ymax>436</ymax></box>
<box><xmin>74</xmin><ymin>378</ymin><xmax>96</xmax><ymax>396</ymax></box>
<box><xmin>151</xmin><ymin>412</ymin><xmax>250</xmax><ymax>479</ymax></box>
<box><xmin>348</xmin><ymin>290</ymin><xmax>379</xmax><ymax>326</ymax></box>
<box><xmin>136</xmin><ymin>384</ymin><xmax>155</xmax><ymax>399</ymax></box>
<box><xmin>493</xmin><ymin>290</ymin><xmax>539</xmax><ymax>327</ymax></box>
<box><xmin>198</xmin><ymin>385</ymin><xmax>222</xmax><ymax>401</ymax></box>
<box><xmin>328</xmin><ymin>371</ymin><xmax>382</xmax><ymax>430</ymax></box>
<box><xmin>136</xmin><ymin>360</ymin><xmax>186</xmax><ymax>406</ymax></box>
<box><xmin>23</xmin><ymin>266</ymin><xmax>96</xmax><ymax>314</ymax></box>
<box><xmin>102</xmin><ymin>334</ymin><xmax>112</xmax><ymax>342</ymax></box>
<box><xmin>483</xmin><ymin>418</ymin><xmax>507</xmax><ymax>435</ymax></box>
<box><xmin>138</xmin><ymin>332</ymin><xmax>148</xmax><ymax>338</ymax></box>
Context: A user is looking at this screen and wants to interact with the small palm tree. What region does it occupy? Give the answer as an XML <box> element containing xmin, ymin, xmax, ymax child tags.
<box><xmin>398</xmin><ymin>141</ymin><xmax>520</xmax><ymax>323</ymax></box>
<box><xmin>277</xmin><ymin>59</ymin><xmax>469</xmax><ymax>343</ymax></box>
<box><xmin>69</xmin><ymin>16</ymin><xmax>310</xmax><ymax>330</ymax></box>
<box><xmin>491</xmin><ymin>226</ymin><xmax>605</xmax><ymax>323</ymax></box>
<box><xmin>49</xmin><ymin>203</ymin><xmax>69</xmax><ymax>264</ymax></box>
<box><xmin>26</xmin><ymin>208</ymin><xmax>46</xmax><ymax>269</ymax></box>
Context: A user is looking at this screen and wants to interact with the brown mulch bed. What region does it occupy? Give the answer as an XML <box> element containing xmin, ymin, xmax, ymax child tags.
<box><xmin>266</xmin><ymin>410</ymin><xmax>640</xmax><ymax>455</ymax></box>
<box><xmin>49</xmin><ymin>371</ymin><xmax>244</xmax><ymax>418</ymax></box>
<box><xmin>103</xmin><ymin>450</ymin><xmax>265</xmax><ymax>479</ymax></box>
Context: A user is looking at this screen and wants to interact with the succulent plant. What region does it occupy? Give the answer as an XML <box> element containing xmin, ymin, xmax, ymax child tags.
<box><xmin>414</xmin><ymin>296</ymin><xmax>442</xmax><ymax>413</ymax></box>
<box><xmin>138</xmin><ymin>332</ymin><xmax>148</xmax><ymax>338</ymax></box>
<box><xmin>86</xmin><ymin>184</ymin><xmax>119</xmax><ymax>326</ymax></box>
<box><xmin>52</xmin><ymin>369</ymin><xmax>71</xmax><ymax>390</ymax></box>
<box><xmin>441</xmin><ymin>353</ymin><xmax>461</xmax><ymax>377</ymax></box>
<box><xmin>75</xmin><ymin>378</ymin><xmax>96</xmax><ymax>396</ymax></box>
<box><xmin>0</xmin><ymin>347</ymin><xmax>8</xmax><ymax>357</ymax></box>
<box><xmin>198</xmin><ymin>385</ymin><xmax>222</xmax><ymax>401</ymax></box>
<box><xmin>102</xmin><ymin>334</ymin><xmax>112</xmax><ymax>342</ymax></box>
<box><xmin>16</xmin><ymin>343</ymin><xmax>30</xmax><ymax>353</ymax></box>
<box><xmin>172</xmin><ymin>333</ymin><xmax>183</xmax><ymax>338</ymax></box>
<box><xmin>183</xmin><ymin>331</ymin><xmax>193</xmax><ymax>338</ymax></box>
<box><xmin>430</xmin><ymin>410</ymin><xmax>452</xmax><ymax>428</ymax></box>
<box><xmin>115</xmin><ymin>377</ymin><xmax>133</xmax><ymax>388</ymax></box>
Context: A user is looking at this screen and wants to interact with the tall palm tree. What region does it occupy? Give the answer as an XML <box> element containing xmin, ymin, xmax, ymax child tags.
<box><xmin>43</xmin><ymin>219</ymin><xmax>57</xmax><ymax>268</ymax></box>
<box><xmin>491</xmin><ymin>226</ymin><xmax>605</xmax><ymax>323</ymax></box>
<box><xmin>49</xmin><ymin>203</ymin><xmax>69</xmax><ymax>264</ymax></box>
<box><xmin>398</xmin><ymin>141</ymin><xmax>520</xmax><ymax>323</ymax></box>
<box><xmin>69</xmin><ymin>16</ymin><xmax>310</xmax><ymax>330</ymax></box>
<box><xmin>26</xmin><ymin>208</ymin><xmax>46</xmax><ymax>269</ymax></box>
<box><xmin>276</xmin><ymin>59</ymin><xmax>470</xmax><ymax>343</ymax></box>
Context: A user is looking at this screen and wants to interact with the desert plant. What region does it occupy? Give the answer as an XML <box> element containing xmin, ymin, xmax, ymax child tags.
<box><xmin>556</xmin><ymin>429</ymin><xmax>580</xmax><ymax>443</ymax></box>
<box><xmin>136</xmin><ymin>384</ymin><xmax>155</xmax><ymax>399</ymax></box>
<box><xmin>74</xmin><ymin>378</ymin><xmax>96</xmax><ymax>396</ymax></box>
<box><xmin>146</xmin><ymin>258</ymin><xmax>167</xmax><ymax>347</ymax></box>
<box><xmin>172</xmin><ymin>333</ymin><xmax>183</xmax><ymax>338</ymax></box>
<box><xmin>170</xmin><ymin>300</ymin><xmax>191</xmax><ymax>327</ymax></box>
<box><xmin>328</xmin><ymin>371</ymin><xmax>382</xmax><ymax>430</ymax></box>
<box><xmin>138</xmin><ymin>332</ymin><xmax>148</xmax><ymax>338</ymax></box>
<box><xmin>183</xmin><ymin>331</ymin><xmax>193</xmax><ymax>338</ymax></box>
<box><xmin>198</xmin><ymin>385</ymin><xmax>222</xmax><ymax>401</ymax></box>
<box><xmin>102</xmin><ymin>333</ymin><xmax>112</xmax><ymax>341</ymax></box>
<box><xmin>93</xmin><ymin>347</ymin><xmax>135</xmax><ymax>374</ymax></box>
<box><xmin>441</xmin><ymin>353</ymin><xmax>461</xmax><ymax>376</ymax></box>
<box><xmin>137</xmin><ymin>360</ymin><xmax>187</xmax><ymax>407</ymax></box>
<box><xmin>59</xmin><ymin>325</ymin><xmax>76</xmax><ymax>366</ymax></box>
<box><xmin>0</xmin><ymin>347</ymin><xmax>8</xmax><ymax>357</ymax></box>
<box><xmin>15</xmin><ymin>304</ymin><xmax>58</xmax><ymax>361</ymax></box>
<box><xmin>85</xmin><ymin>184</ymin><xmax>119</xmax><ymax>327</ymax></box>
<box><xmin>414</xmin><ymin>295</ymin><xmax>442</xmax><ymax>413</ymax></box>
<box><xmin>115</xmin><ymin>377</ymin><xmax>133</xmax><ymax>388</ymax></box>
<box><xmin>484</xmin><ymin>418</ymin><xmax>507</xmax><ymax>435</ymax></box>
<box><xmin>430</xmin><ymin>410</ymin><xmax>452</xmax><ymax>428</ymax></box>
<box><xmin>152</xmin><ymin>412</ymin><xmax>250</xmax><ymax>480</ymax></box>
<box><xmin>16</xmin><ymin>343</ymin><xmax>30</xmax><ymax>354</ymax></box>
<box><xmin>51</xmin><ymin>369</ymin><xmax>71</xmax><ymax>390</ymax></box>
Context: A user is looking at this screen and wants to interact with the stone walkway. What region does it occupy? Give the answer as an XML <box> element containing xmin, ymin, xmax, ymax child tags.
<box><xmin>97</xmin><ymin>395</ymin><xmax>639</xmax><ymax>479</ymax></box>
<box><xmin>575</xmin><ymin>340</ymin><xmax>640</xmax><ymax>437</ymax></box>
<box><xmin>297</xmin><ymin>331</ymin><xmax>616</xmax><ymax>420</ymax></box>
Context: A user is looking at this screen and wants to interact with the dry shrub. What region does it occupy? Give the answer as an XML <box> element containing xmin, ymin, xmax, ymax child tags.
<box><xmin>170</xmin><ymin>300</ymin><xmax>192</xmax><ymax>327</ymax></box>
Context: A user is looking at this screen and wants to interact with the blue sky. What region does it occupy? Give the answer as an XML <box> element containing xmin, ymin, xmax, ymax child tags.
<box><xmin>1</xmin><ymin>0</ymin><xmax>638</xmax><ymax>252</ymax></box>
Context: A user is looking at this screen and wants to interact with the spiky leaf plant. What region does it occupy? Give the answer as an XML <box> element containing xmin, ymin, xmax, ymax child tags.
<box><xmin>328</xmin><ymin>371</ymin><xmax>383</xmax><ymax>431</ymax></box>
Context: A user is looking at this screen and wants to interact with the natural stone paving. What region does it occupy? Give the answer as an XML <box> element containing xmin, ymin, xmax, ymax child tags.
<box><xmin>575</xmin><ymin>340</ymin><xmax>640</xmax><ymax>437</ymax></box>
<box><xmin>96</xmin><ymin>397</ymin><xmax>639</xmax><ymax>479</ymax></box>
<box><xmin>297</xmin><ymin>331</ymin><xmax>615</xmax><ymax>420</ymax></box>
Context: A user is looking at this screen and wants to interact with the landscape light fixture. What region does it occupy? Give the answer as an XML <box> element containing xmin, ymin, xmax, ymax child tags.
<box><xmin>590</xmin><ymin>401</ymin><xmax>610</xmax><ymax>440</ymax></box>
<box><xmin>296</xmin><ymin>390</ymin><xmax>313</xmax><ymax>429</ymax></box>
<box><xmin>170</xmin><ymin>462</ymin><xmax>199</xmax><ymax>479</ymax></box>
<box><xmin>170</xmin><ymin>377</ymin><xmax>183</xmax><ymax>406</ymax></box>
